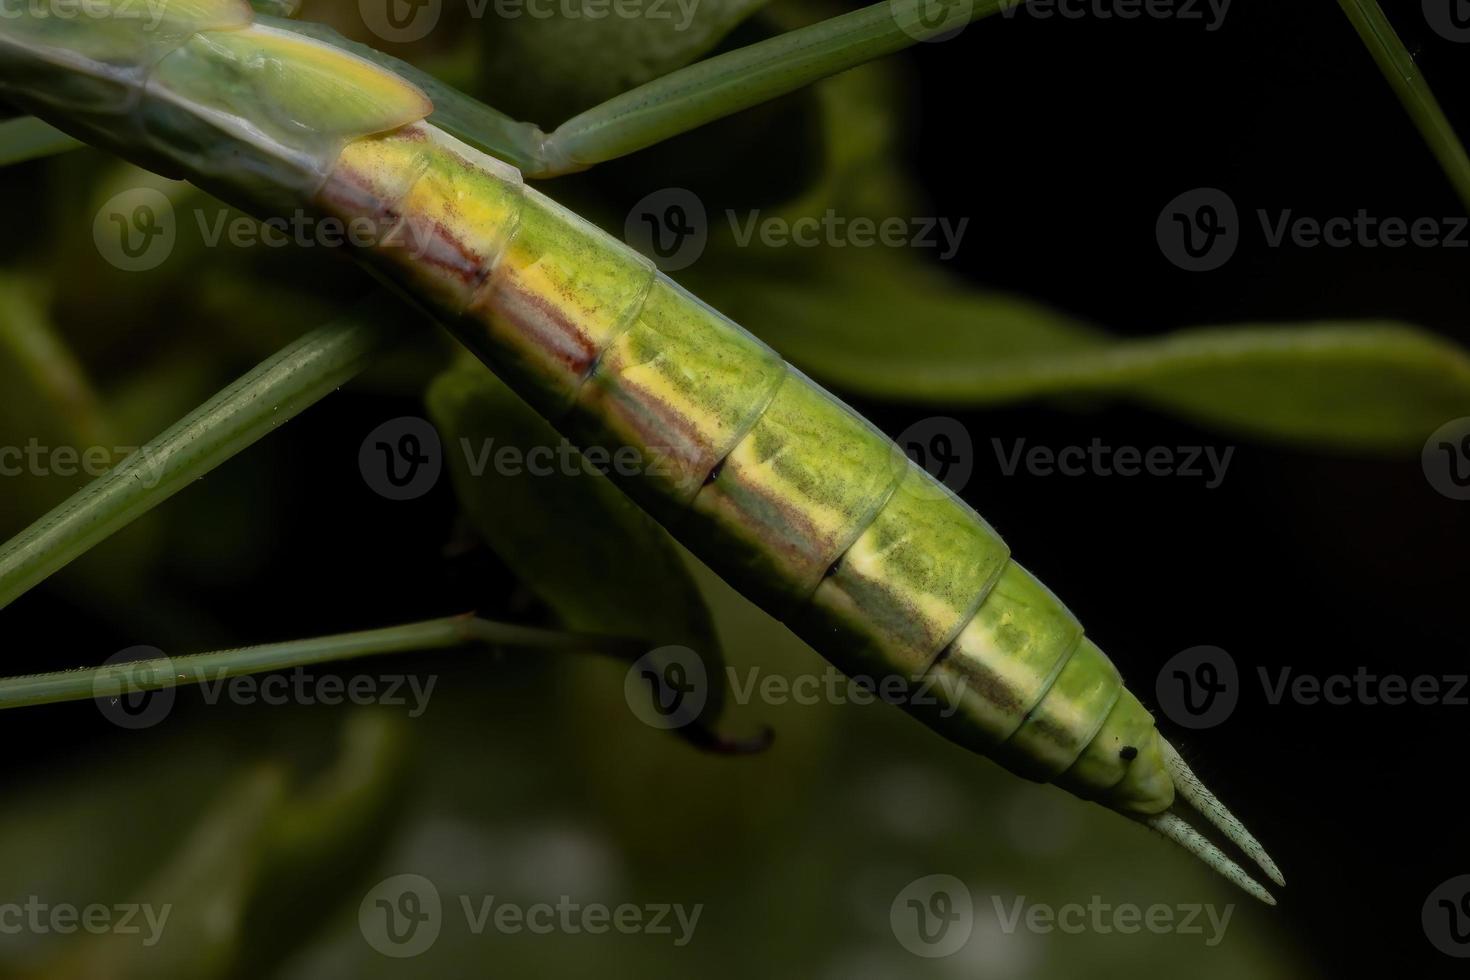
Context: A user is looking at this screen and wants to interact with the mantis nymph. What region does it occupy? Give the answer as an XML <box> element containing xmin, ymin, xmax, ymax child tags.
<box><xmin>0</xmin><ymin>0</ymin><xmax>1285</xmax><ymax>903</ymax></box>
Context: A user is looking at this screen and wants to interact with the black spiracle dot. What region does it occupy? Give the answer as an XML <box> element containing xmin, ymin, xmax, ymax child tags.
<box><xmin>1119</xmin><ymin>745</ymin><xmax>1138</xmax><ymax>761</ymax></box>
<box><xmin>824</xmin><ymin>556</ymin><xmax>843</xmax><ymax>579</ymax></box>
<box><xmin>703</xmin><ymin>457</ymin><xmax>727</xmax><ymax>486</ymax></box>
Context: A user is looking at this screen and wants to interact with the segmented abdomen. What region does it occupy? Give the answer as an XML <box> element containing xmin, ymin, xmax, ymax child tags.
<box><xmin>0</xmin><ymin>2</ymin><xmax>1172</xmax><ymax>813</ymax></box>
<box><xmin>323</xmin><ymin>125</ymin><xmax>1173</xmax><ymax>814</ymax></box>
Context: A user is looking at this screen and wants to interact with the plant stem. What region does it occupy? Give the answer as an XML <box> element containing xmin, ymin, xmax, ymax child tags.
<box><xmin>0</xmin><ymin>297</ymin><xmax>407</xmax><ymax>612</ymax></box>
<box><xmin>0</xmin><ymin>614</ymin><xmax>642</xmax><ymax>709</ymax></box>
<box><xmin>1338</xmin><ymin>0</ymin><xmax>1470</xmax><ymax>212</ymax></box>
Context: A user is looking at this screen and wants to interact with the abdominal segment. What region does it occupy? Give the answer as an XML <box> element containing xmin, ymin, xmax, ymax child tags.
<box><xmin>321</xmin><ymin>122</ymin><xmax>1161</xmax><ymax>801</ymax></box>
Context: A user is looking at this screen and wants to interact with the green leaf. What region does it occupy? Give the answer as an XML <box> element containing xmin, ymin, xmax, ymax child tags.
<box><xmin>427</xmin><ymin>359</ymin><xmax>729</xmax><ymax>711</ymax></box>
<box><xmin>38</xmin><ymin>767</ymin><xmax>289</xmax><ymax>980</ymax></box>
<box><xmin>476</xmin><ymin>0</ymin><xmax>773</xmax><ymax>124</ymax></box>
<box><xmin>0</xmin><ymin>276</ymin><xmax>111</xmax><ymax>453</ymax></box>
<box><xmin>12</xmin><ymin>712</ymin><xmax>408</xmax><ymax>980</ymax></box>
<box><xmin>0</xmin><ymin>116</ymin><xmax>82</xmax><ymax>167</ymax></box>
<box><xmin>696</xmin><ymin>252</ymin><xmax>1470</xmax><ymax>451</ymax></box>
<box><xmin>673</xmin><ymin>38</ymin><xmax>1470</xmax><ymax>453</ymax></box>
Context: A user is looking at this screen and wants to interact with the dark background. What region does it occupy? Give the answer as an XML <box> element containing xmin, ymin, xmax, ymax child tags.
<box><xmin>917</xmin><ymin>1</ymin><xmax>1470</xmax><ymax>973</ymax></box>
<box><xmin>2</xmin><ymin>1</ymin><xmax>1467</xmax><ymax>977</ymax></box>
<box><xmin>922</xmin><ymin>1</ymin><xmax>1470</xmax><ymax>973</ymax></box>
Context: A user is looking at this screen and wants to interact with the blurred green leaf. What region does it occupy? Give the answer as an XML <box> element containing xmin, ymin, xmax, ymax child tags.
<box><xmin>32</xmin><ymin>713</ymin><xmax>408</xmax><ymax>980</ymax></box>
<box><xmin>477</xmin><ymin>0</ymin><xmax>773</xmax><ymax>123</ymax></box>
<box><xmin>697</xmin><ymin>252</ymin><xmax>1470</xmax><ymax>450</ymax></box>
<box><xmin>426</xmin><ymin>359</ymin><xmax>726</xmax><ymax>704</ymax></box>
<box><xmin>677</xmin><ymin>27</ymin><xmax>1470</xmax><ymax>452</ymax></box>
<box><xmin>39</xmin><ymin>767</ymin><xmax>288</xmax><ymax>980</ymax></box>
<box><xmin>0</xmin><ymin>276</ymin><xmax>112</xmax><ymax>463</ymax></box>
<box><xmin>0</xmin><ymin>116</ymin><xmax>81</xmax><ymax>167</ymax></box>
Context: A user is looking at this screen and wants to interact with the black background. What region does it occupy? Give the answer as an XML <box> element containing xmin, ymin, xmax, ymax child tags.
<box><xmin>3</xmin><ymin>1</ymin><xmax>1468</xmax><ymax>976</ymax></box>
<box><xmin>908</xmin><ymin>2</ymin><xmax>1470</xmax><ymax>975</ymax></box>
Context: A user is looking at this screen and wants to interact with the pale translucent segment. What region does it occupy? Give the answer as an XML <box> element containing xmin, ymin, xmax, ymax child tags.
<box><xmin>0</xmin><ymin>0</ymin><xmax>253</xmax><ymax>117</ymax></box>
<box><xmin>0</xmin><ymin>0</ymin><xmax>253</xmax><ymax>73</ymax></box>
<box><xmin>144</xmin><ymin>23</ymin><xmax>431</xmax><ymax>186</ymax></box>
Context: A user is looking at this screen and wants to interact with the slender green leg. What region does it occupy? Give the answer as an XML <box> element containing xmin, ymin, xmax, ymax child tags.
<box><xmin>262</xmin><ymin>0</ymin><xmax>1001</xmax><ymax>176</ymax></box>
<box><xmin>6</xmin><ymin>0</ymin><xmax>1467</xmax><ymax>199</ymax></box>
<box><xmin>0</xmin><ymin>296</ymin><xmax>407</xmax><ymax>612</ymax></box>
<box><xmin>0</xmin><ymin>615</ymin><xmax>635</xmax><ymax>708</ymax></box>
<box><xmin>0</xmin><ymin>613</ymin><xmax>771</xmax><ymax>752</ymax></box>
<box><xmin>0</xmin><ymin>0</ymin><xmax>998</xmax><ymax>173</ymax></box>
<box><xmin>0</xmin><ymin>0</ymin><xmax>1006</xmax><ymax>597</ymax></box>
<box><xmin>1337</xmin><ymin>0</ymin><xmax>1470</xmax><ymax>212</ymax></box>
<box><xmin>531</xmin><ymin>0</ymin><xmax>1001</xmax><ymax>174</ymax></box>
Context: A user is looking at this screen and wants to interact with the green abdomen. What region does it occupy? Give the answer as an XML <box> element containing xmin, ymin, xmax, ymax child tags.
<box><xmin>324</xmin><ymin>124</ymin><xmax>1171</xmax><ymax>813</ymax></box>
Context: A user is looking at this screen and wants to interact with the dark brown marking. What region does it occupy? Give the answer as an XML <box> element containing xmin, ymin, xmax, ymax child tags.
<box><xmin>704</xmin><ymin>456</ymin><xmax>727</xmax><ymax>486</ymax></box>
